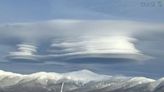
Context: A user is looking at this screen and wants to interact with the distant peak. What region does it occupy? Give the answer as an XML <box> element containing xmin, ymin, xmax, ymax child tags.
<box><xmin>79</xmin><ymin>69</ymin><xmax>94</xmax><ymax>73</ymax></box>
<box><xmin>68</xmin><ymin>69</ymin><xmax>96</xmax><ymax>74</ymax></box>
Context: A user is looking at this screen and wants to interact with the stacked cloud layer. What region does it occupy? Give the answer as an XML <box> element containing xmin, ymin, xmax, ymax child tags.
<box><xmin>0</xmin><ymin>20</ymin><xmax>163</xmax><ymax>62</ymax></box>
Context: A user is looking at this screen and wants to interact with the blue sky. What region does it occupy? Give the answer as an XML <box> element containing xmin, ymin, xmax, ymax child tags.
<box><xmin>0</xmin><ymin>0</ymin><xmax>164</xmax><ymax>23</ymax></box>
<box><xmin>0</xmin><ymin>0</ymin><xmax>164</xmax><ymax>78</ymax></box>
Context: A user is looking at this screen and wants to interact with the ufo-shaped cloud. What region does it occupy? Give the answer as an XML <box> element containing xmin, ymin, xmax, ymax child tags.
<box><xmin>7</xmin><ymin>44</ymin><xmax>38</xmax><ymax>62</ymax></box>
<box><xmin>47</xmin><ymin>36</ymin><xmax>149</xmax><ymax>61</ymax></box>
<box><xmin>1</xmin><ymin>20</ymin><xmax>163</xmax><ymax>62</ymax></box>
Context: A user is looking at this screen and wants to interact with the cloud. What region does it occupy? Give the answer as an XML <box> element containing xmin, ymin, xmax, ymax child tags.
<box><xmin>0</xmin><ymin>20</ymin><xmax>163</xmax><ymax>42</ymax></box>
<box><xmin>46</xmin><ymin>36</ymin><xmax>149</xmax><ymax>61</ymax></box>
<box><xmin>0</xmin><ymin>20</ymin><xmax>163</xmax><ymax>62</ymax></box>
<box><xmin>6</xmin><ymin>44</ymin><xmax>39</xmax><ymax>62</ymax></box>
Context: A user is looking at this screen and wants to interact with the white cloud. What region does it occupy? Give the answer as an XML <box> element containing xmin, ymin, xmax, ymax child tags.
<box><xmin>48</xmin><ymin>36</ymin><xmax>146</xmax><ymax>60</ymax></box>
<box><xmin>0</xmin><ymin>20</ymin><xmax>163</xmax><ymax>62</ymax></box>
<box><xmin>7</xmin><ymin>44</ymin><xmax>38</xmax><ymax>61</ymax></box>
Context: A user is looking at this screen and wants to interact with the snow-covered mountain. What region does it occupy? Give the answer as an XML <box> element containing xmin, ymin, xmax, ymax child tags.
<box><xmin>0</xmin><ymin>70</ymin><xmax>163</xmax><ymax>92</ymax></box>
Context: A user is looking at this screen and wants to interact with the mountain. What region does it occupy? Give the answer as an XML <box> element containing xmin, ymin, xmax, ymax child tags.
<box><xmin>0</xmin><ymin>70</ymin><xmax>163</xmax><ymax>92</ymax></box>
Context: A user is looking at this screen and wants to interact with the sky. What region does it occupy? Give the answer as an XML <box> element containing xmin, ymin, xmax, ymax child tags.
<box><xmin>0</xmin><ymin>0</ymin><xmax>164</xmax><ymax>78</ymax></box>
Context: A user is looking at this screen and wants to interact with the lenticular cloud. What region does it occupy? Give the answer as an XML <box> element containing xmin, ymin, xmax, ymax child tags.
<box><xmin>6</xmin><ymin>36</ymin><xmax>149</xmax><ymax>62</ymax></box>
<box><xmin>7</xmin><ymin>44</ymin><xmax>38</xmax><ymax>61</ymax></box>
<box><xmin>1</xmin><ymin>20</ymin><xmax>163</xmax><ymax>62</ymax></box>
<box><xmin>47</xmin><ymin>36</ymin><xmax>147</xmax><ymax>61</ymax></box>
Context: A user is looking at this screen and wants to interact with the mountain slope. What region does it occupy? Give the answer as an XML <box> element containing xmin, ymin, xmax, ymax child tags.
<box><xmin>0</xmin><ymin>70</ymin><xmax>163</xmax><ymax>92</ymax></box>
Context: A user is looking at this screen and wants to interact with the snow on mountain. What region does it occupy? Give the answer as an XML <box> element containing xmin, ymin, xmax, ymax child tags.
<box><xmin>29</xmin><ymin>72</ymin><xmax>62</xmax><ymax>80</ymax></box>
<box><xmin>0</xmin><ymin>70</ymin><xmax>23</xmax><ymax>87</ymax></box>
<box><xmin>62</xmin><ymin>69</ymin><xmax>111</xmax><ymax>82</ymax></box>
<box><xmin>0</xmin><ymin>70</ymin><xmax>163</xmax><ymax>92</ymax></box>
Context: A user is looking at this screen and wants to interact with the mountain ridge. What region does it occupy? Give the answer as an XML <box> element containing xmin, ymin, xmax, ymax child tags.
<box><xmin>0</xmin><ymin>70</ymin><xmax>164</xmax><ymax>92</ymax></box>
